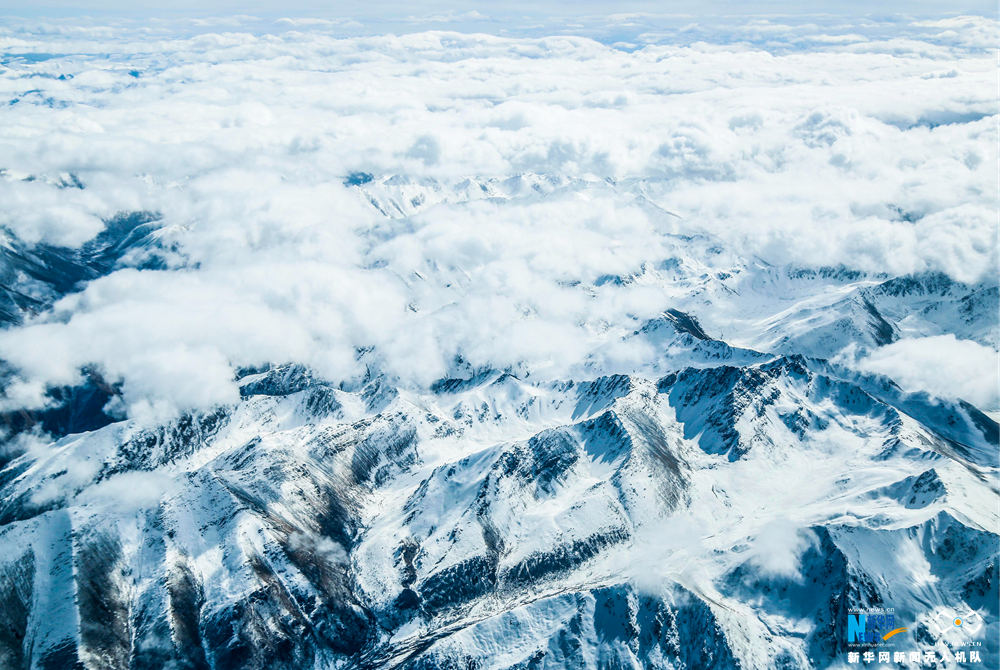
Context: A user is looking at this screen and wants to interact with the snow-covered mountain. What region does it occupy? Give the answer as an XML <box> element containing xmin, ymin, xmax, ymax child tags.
<box><xmin>0</xmin><ymin>13</ymin><xmax>997</xmax><ymax>670</ymax></box>
<box><xmin>0</xmin><ymin>175</ymin><xmax>996</xmax><ymax>669</ymax></box>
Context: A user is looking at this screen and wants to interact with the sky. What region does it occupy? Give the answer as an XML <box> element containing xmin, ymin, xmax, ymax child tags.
<box><xmin>0</xmin><ymin>0</ymin><xmax>995</xmax><ymax>25</ymax></box>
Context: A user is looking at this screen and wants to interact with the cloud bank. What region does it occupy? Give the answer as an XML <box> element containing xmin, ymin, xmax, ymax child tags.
<box><xmin>0</xmin><ymin>14</ymin><xmax>996</xmax><ymax>421</ymax></box>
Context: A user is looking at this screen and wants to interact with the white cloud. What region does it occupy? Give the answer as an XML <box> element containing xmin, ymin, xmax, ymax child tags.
<box><xmin>0</xmin><ymin>15</ymin><xmax>995</xmax><ymax>421</ymax></box>
<box><xmin>857</xmin><ymin>335</ymin><xmax>999</xmax><ymax>410</ymax></box>
<box><xmin>75</xmin><ymin>469</ymin><xmax>180</xmax><ymax>510</ymax></box>
<box><xmin>744</xmin><ymin>520</ymin><xmax>816</xmax><ymax>580</ymax></box>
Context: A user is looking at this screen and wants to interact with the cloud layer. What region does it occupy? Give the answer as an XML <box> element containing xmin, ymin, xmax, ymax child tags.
<box><xmin>0</xmin><ymin>14</ymin><xmax>996</xmax><ymax>420</ymax></box>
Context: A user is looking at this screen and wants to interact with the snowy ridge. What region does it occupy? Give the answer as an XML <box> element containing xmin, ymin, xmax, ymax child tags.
<box><xmin>0</xmin><ymin>328</ymin><xmax>996</xmax><ymax>668</ymax></box>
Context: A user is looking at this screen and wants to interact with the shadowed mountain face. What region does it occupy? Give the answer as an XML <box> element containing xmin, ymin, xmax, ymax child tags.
<box><xmin>0</xmin><ymin>210</ymin><xmax>163</xmax><ymax>327</ymax></box>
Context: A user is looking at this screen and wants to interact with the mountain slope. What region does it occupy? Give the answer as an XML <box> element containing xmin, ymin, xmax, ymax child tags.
<box><xmin>0</xmin><ymin>338</ymin><xmax>995</xmax><ymax>668</ymax></box>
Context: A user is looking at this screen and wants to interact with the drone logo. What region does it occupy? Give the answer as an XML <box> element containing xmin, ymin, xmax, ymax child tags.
<box><xmin>928</xmin><ymin>609</ymin><xmax>984</xmax><ymax>636</ymax></box>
